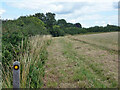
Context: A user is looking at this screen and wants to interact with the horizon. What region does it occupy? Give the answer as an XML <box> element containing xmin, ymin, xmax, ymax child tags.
<box><xmin>0</xmin><ymin>0</ymin><xmax>119</xmax><ymax>28</ymax></box>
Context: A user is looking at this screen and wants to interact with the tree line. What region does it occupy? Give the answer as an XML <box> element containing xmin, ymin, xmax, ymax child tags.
<box><xmin>3</xmin><ymin>12</ymin><xmax>119</xmax><ymax>37</ymax></box>
<box><xmin>2</xmin><ymin>12</ymin><xmax>119</xmax><ymax>68</ymax></box>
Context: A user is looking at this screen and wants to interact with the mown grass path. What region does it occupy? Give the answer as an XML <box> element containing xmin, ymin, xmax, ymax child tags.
<box><xmin>43</xmin><ymin>34</ymin><xmax>118</xmax><ymax>88</ymax></box>
<box><xmin>43</xmin><ymin>37</ymin><xmax>77</xmax><ymax>88</ymax></box>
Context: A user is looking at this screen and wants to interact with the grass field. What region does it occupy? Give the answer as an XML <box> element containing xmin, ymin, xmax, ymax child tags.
<box><xmin>2</xmin><ymin>32</ymin><xmax>118</xmax><ymax>88</ymax></box>
<box><xmin>43</xmin><ymin>32</ymin><xmax>118</xmax><ymax>88</ymax></box>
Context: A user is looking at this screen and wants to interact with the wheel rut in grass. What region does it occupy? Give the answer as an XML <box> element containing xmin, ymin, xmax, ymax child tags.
<box><xmin>43</xmin><ymin>36</ymin><xmax>118</xmax><ymax>88</ymax></box>
<box><xmin>64</xmin><ymin>37</ymin><xmax>118</xmax><ymax>88</ymax></box>
<box><xmin>69</xmin><ymin>37</ymin><xmax>118</xmax><ymax>54</ymax></box>
<box><xmin>43</xmin><ymin>37</ymin><xmax>78</xmax><ymax>88</ymax></box>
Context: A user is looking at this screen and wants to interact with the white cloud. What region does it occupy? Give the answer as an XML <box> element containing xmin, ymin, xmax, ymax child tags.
<box><xmin>5</xmin><ymin>0</ymin><xmax>118</xmax><ymax>11</ymax></box>
<box><xmin>55</xmin><ymin>1</ymin><xmax>118</xmax><ymax>27</ymax></box>
<box><xmin>0</xmin><ymin>9</ymin><xmax>5</xmax><ymax>15</ymax></box>
<box><xmin>2</xmin><ymin>0</ymin><xmax>119</xmax><ymax>27</ymax></box>
<box><xmin>1</xmin><ymin>0</ymin><xmax>119</xmax><ymax>2</ymax></box>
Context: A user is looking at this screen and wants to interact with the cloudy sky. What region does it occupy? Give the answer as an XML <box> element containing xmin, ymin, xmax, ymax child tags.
<box><xmin>0</xmin><ymin>0</ymin><xmax>119</xmax><ymax>27</ymax></box>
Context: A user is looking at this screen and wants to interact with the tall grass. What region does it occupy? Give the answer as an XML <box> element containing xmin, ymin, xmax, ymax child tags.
<box><xmin>2</xmin><ymin>35</ymin><xmax>51</xmax><ymax>88</ymax></box>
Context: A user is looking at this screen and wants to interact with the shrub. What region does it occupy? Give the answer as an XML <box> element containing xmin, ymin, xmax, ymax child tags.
<box><xmin>50</xmin><ymin>25</ymin><xmax>65</xmax><ymax>37</ymax></box>
<box><xmin>63</xmin><ymin>27</ymin><xmax>87</xmax><ymax>35</ymax></box>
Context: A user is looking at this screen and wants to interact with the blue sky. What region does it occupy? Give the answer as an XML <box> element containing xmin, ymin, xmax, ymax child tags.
<box><xmin>0</xmin><ymin>0</ymin><xmax>119</xmax><ymax>27</ymax></box>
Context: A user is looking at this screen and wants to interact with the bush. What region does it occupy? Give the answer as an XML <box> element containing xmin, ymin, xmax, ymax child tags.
<box><xmin>63</xmin><ymin>27</ymin><xmax>87</xmax><ymax>35</ymax></box>
<box><xmin>50</xmin><ymin>25</ymin><xmax>65</xmax><ymax>37</ymax></box>
<box><xmin>18</xmin><ymin>16</ymin><xmax>49</xmax><ymax>36</ymax></box>
<box><xmin>2</xmin><ymin>30</ymin><xmax>27</xmax><ymax>70</ymax></box>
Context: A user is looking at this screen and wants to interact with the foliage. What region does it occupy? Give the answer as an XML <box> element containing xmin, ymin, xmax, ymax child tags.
<box><xmin>56</xmin><ymin>19</ymin><xmax>67</xmax><ymax>27</ymax></box>
<box><xmin>64</xmin><ymin>27</ymin><xmax>87</xmax><ymax>35</ymax></box>
<box><xmin>86</xmin><ymin>25</ymin><xmax>119</xmax><ymax>32</ymax></box>
<box><xmin>74</xmin><ymin>23</ymin><xmax>82</xmax><ymax>28</ymax></box>
<box><xmin>28</xmin><ymin>12</ymin><xmax>119</xmax><ymax>36</ymax></box>
<box><xmin>45</xmin><ymin>12</ymin><xmax>56</xmax><ymax>29</ymax></box>
<box><xmin>50</xmin><ymin>25</ymin><xmax>65</xmax><ymax>37</ymax></box>
<box><xmin>2</xmin><ymin>35</ymin><xmax>51</xmax><ymax>88</ymax></box>
<box><xmin>2</xmin><ymin>16</ymin><xmax>49</xmax><ymax>68</ymax></box>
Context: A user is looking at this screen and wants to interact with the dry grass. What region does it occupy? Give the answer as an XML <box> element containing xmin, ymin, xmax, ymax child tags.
<box><xmin>69</xmin><ymin>32</ymin><xmax>118</xmax><ymax>51</ymax></box>
<box><xmin>20</xmin><ymin>35</ymin><xmax>51</xmax><ymax>88</ymax></box>
<box><xmin>43</xmin><ymin>32</ymin><xmax>118</xmax><ymax>88</ymax></box>
<box><xmin>67</xmin><ymin>37</ymin><xmax>118</xmax><ymax>87</ymax></box>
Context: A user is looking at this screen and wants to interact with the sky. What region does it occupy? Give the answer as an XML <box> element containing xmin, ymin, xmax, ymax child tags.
<box><xmin>0</xmin><ymin>0</ymin><xmax>119</xmax><ymax>28</ymax></box>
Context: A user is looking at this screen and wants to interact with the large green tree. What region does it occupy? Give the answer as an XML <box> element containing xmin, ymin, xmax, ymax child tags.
<box><xmin>74</xmin><ymin>23</ymin><xmax>82</xmax><ymax>28</ymax></box>
<box><xmin>33</xmin><ymin>13</ymin><xmax>46</xmax><ymax>23</ymax></box>
<box><xmin>45</xmin><ymin>12</ymin><xmax>56</xmax><ymax>29</ymax></box>
<box><xmin>66</xmin><ymin>23</ymin><xmax>74</xmax><ymax>27</ymax></box>
<box><xmin>57</xmin><ymin>19</ymin><xmax>67</xmax><ymax>27</ymax></box>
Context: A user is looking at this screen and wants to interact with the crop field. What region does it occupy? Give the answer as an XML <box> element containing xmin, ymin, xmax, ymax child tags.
<box><xmin>43</xmin><ymin>32</ymin><xmax>118</xmax><ymax>88</ymax></box>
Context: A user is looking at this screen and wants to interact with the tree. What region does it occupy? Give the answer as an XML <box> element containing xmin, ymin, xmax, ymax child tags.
<box><xmin>74</xmin><ymin>23</ymin><xmax>82</xmax><ymax>28</ymax></box>
<box><xmin>50</xmin><ymin>25</ymin><xmax>65</xmax><ymax>37</ymax></box>
<box><xmin>66</xmin><ymin>23</ymin><xmax>74</xmax><ymax>27</ymax></box>
<box><xmin>45</xmin><ymin>12</ymin><xmax>56</xmax><ymax>29</ymax></box>
<box><xmin>33</xmin><ymin>13</ymin><xmax>46</xmax><ymax>23</ymax></box>
<box><xmin>64</xmin><ymin>27</ymin><xmax>86</xmax><ymax>35</ymax></box>
<box><xmin>57</xmin><ymin>19</ymin><xmax>67</xmax><ymax>27</ymax></box>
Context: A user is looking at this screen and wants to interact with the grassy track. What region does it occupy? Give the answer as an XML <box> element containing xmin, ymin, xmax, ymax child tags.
<box><xmin>43</xmin><ymin>32</ymin><xmax>118</xmax><ymax>88</ymax></box>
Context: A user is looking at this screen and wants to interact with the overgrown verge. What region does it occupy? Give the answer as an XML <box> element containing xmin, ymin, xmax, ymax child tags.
<box><xmin>2</xmin><ymin>35</ymin><xmax>51</xmax><ymax>88</ymax></box>
<box><xmin>2</xmin><ymin>16</ymin><xmax>51</xmax><ymax>88</ymax></box>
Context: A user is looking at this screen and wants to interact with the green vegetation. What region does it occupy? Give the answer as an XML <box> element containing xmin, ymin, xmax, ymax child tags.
<box><xmin>2</xmin><ymin>12</ymin><xmax>119</xmax><ymax>88</ymax></box>
<box><xmin>2</xmin><ymin>15</ymin><xmax>50</xmax><ymax>88</ymax></box>
<box><xmin>2</xmin><ymin>35</ymin><xmax>51</xmax><ymax>88</ymax></box>
<box><xmin>2</xmin><ymin>12</ymin><xmax>119</xmax><ymax>37</ymax></box>
<box><xmin>44</xmin><ymin>32</ymin><xmax>118</xmax><ymax>88</ymax></box>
